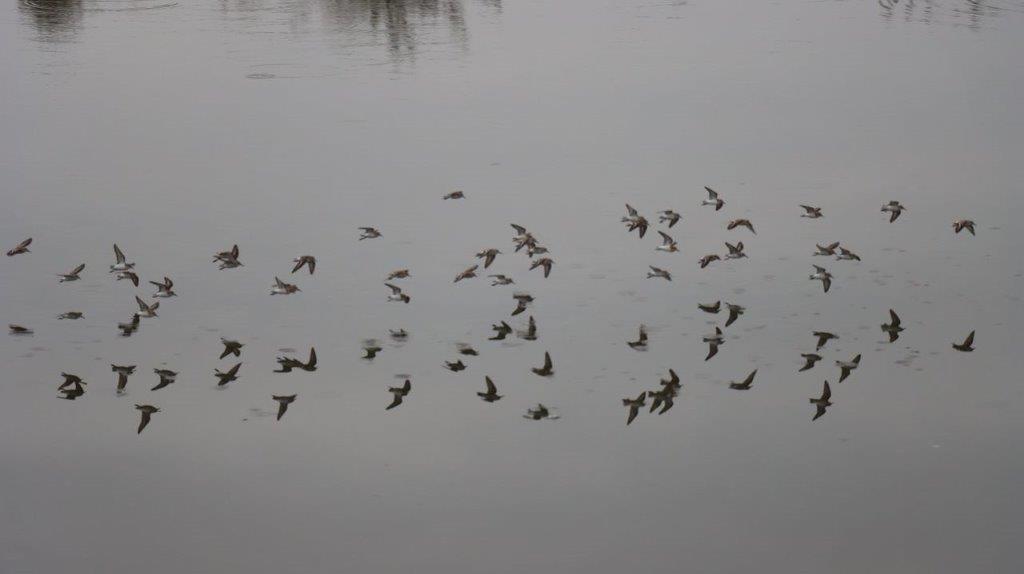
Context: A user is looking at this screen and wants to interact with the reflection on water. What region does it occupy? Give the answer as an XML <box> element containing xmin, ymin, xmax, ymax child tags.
<box><xmin>878</xmin><ymin>0</ymin><xmax>1024</xmax><ymax>28</ymax></box>
<box><xmin>318</xmin><ymin>0</ymin><xmax>470</xmax><ymax>59</ymax></box>
<box><xmin>19</xmin><ymin>0</ymin><xmax>83</xmax><ymax>43</ymax></box>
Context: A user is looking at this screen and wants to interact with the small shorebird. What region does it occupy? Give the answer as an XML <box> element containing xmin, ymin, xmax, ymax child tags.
<box><xmin>477</xmin><ymin>376</ymin><xmax>502</xmax><ymax>402</ymax></box>
<box><xmin>135</xmin><ymin>296</ymin><xmax>159</xmax><ymax>318</ymax></box>
<box><xmin>698</xmin><ymin>254</ymin><xmax>720</xmax><ymax>269</ymax></box>
<box><xmin>647</xmin><ymin>266</ymin><xmax>672</xmax><ymax>281</ymax></box>
<box><xmin>814</xmin><ymin>242</ymin><xmax>840</xmax><ymax>256</ymax></box>
<box><xmin>58</xmin><ymin>383</ymin><xmax>86</xmax><ymax>400</ymax></box>
<box><xmin>150</xmin><ymin>276</ymin><xmax>176</xmax><ymax>298</ymax></box>
<box><xmin>800</xmin><ymin>205</ymin><xmax>823</xmax><ymax>218</ymax></box>
<box><xmin>622</xmin><ymin>204</ymin><xmax>649</xmax><ymax>238</ymax></box>
<box><xmin>660</xmin><ymin>369</ymin><xmax>681</xmax><ymax>392</ymax></box>
<box><xmin>112</xmin><ymin>364</ymin><xmax>136</xmax><ymax>393</ymax></box>
<box><xmin>724</xmin><ymin>303</ymin><xmax>745</xmax><ymax>327</ymax></box>
<box><xmin>443</xmin><ymin>190</ymin><xmax>465</xmax><ymax>200</ymax></box>
<box><xmin>702</xmin><ymin>187</ymin><xmax>724</xmax><ymax>211</ymax></box>
<box><xmin>881</xmin><ymin>309</ymin><xmax>904</xmax><ymax>342</ymax></box>
<box><xmin>648</xmin><ymin>386</ymin><xmax>676</xmax><ymax>414</ymax></box>
<box><xmin>703</xmin><ymin>326</ymin><xmax>724</xmax><ymax>361</ymax></box>
<box><xmin>490</xmin><ymin>321</ymin><xmax>513</xmax><ymax>340</ymax></box>
<box><xmin>445</xmin><ymin>360</ymin><xmax>467</xmax><ymax>372</ymax></box>
<box><xmin>489</xmin><ymin>274</ymin><xmax>514</xmax><ymax>286</ymax></box>
<box><xmin>270</xmin><ymin>277</ymin><xmax>300</xmax><ymax>295</ymax></box>
<box><xmin>813</xmin><ymin>331</ymin><xmax>838</xmax><ymax>350</ymax></box>
<box><xmin>658</xmin><ymin>210</ymin><xmax>681</xmax><ymax>228</ymax></box>
<box><xmin>273</xmin><ymin>394</ymin><xmax>297</xmax><ymax>420</ymax></box>
<box><xmin>729</xmin><ymin>369</ymin><xmax>757</xmax><ymax>390</ymax></box>
<box><xmin>386</xmin><ymin>269</ymin><xmax>410</xmax><ymax>280</ymax></box>
<box><xmin>530</xmin><ymin>257</ymin><xmax>554</xmax><ymax>278</ymax></box>
<box><xmin>385</xmin><ymin>283</ymin><xmax>411</xmax><ymax>303</ymax></box>
<box><xmin>6</xmin><ymin>237</ymin><xmax>31</xmax><ymax>256</ymax></box>
<box><xmin>58</xmin><ymin>311</ymin><xmax>84</xmax><ymax>320</ymax></box>
<box><xmin>698</xmin><ymin>301</ymin><xmax>721</xmax><ymax>314</ymax></box>
<box><xmin>118</xmin><ymin>314</ymin><xmax>140</xmax><ymax>336</ymax></box>
<box><xmin>531</xmin><ymin>351</ymin><xmax>554</xmax><ymax>377</ymax></box>
<box><xmin>836</xmin><ymin>247</ymin><xmax>861</xmax><ymax>261</ymax></box>
<box><xmin>952</xmin><ymin>219</ymin><xmax>976</xmax><ymax>235</ymax></box>
<box><xmin>135</xmin><ymin>405</ymin><xmax>159</xmax><ymax>433</ymax></box>
<box><xmin>953</xmin><ymin>330</ymin><xmax>975</xmax><ymax>352</ymax></box>
<box><xmin>291</xmin><ymin>255</ymin><xmax>316</xmax><ymax>274</ymax></box>
<box><xmin>58</xmin><ymin>263</ymin><xmax>85</xmax><ymax>283</ymax></box>
<box><xmin>389</xmin><ymin>329</ymin><xmax>409</xmax><ymax>340</ymax></box>
<box><xmin>115</xmin><ymin>270</ymin><xmax>139</xmax><ymax>286</ymax></box>
<box><xmin>799</xmin><ymin>353</ymin><xmax>822</xmax><ymax>372</ymax></box>
<box><xmin>881</xmin><ymin>200</ymin><xmax>906</xmax><ymax>222</ymax></box>
<box><xmin>476</xmin><ymin>249</ymin><xmax>501</xmax><ymax>269</ymax></box>
<box><xmin>220</xmin><ymin>338</ymin><xmax>243</xmax><ymax>359</ymax></box>
<box><xmin>110</xmin><ymin>244</ymin><xmax>134</xmax><ymax>272</ymax></box>
<box><xmin>810</xmin><ymin>381</ymin><xmax>833</xmax><ymax>421</ymax></box>
<box><xmin>151</xmin><ymin>369</ymin><xmax>177</xmax><ymax>391</ymax></box>
<box><xmin>362</xmin><ymin>343</ymin><xmax>382</xmax><ymax>360</ymax></box>
<box><xmin>727</xmin><ymin>219</ymin><xmax>756</xmax><ymax>234</ymax></box>
<box><xmin>215</xmin><ymin>363</ymin><xmax>242</xmax><ymax>386</ymax></box>
<box><xmin>213</xmin><ymin>244</ymin><xmax>242</xmax><ymax>268</ymax></box>
<box><xmin>454</xmin><ymin>265</ymin><xmax>479</xmax><ymax>283</ymax></box>
<box><xmin>656</xmin><ymin>231</ymin><xmax>678</xmax><ymax>252</ymax></box>
<box><xmin>59</xmin><ymin>372</ymin><xmax>84</xmax><ymax>390</ymax></box>
<box><xmin>627</xmin><ymin>325</ymin><xmax>648</xmax><ymax>350</ymax></box>
<box><xmin>524</xmin><ymin>404</ymin><xmax>558</xmax><ymax>420</ymax></box>
<box><xmin>809</xmin><ymin>265</ymin><xmax>832</xmax><ymax>293</ymax></box>
<box><xmin>519</xmin><ymin>315</ymin><xmax>538</xmax><ymax>341</ymax></box>
<box><xmin>457</xmin><ymin>343</ymin><xmax>479</xmax><ymax>356</ymax></box>
<box><xmin>9</xmin><ymin>324</ymin><xmax>33</xmax><ymax>335</ymax></box>
<box><xmin>724</xmin><ymin>241</ymin><xmax>747</xmax><ymax>260</ymax></box>
<box><xmin>358</xmin><ymin>227</ymin><xmax>382</xmax><ymax>240</ymax></box>
<box><xmin>836</xmin><ymin>354</ymin><xmax>861</xmax><ymax>383</ymax></box>
<box><xmin>276</xmin><ymin>347</ymin><xmax>317</xmax><ymax>372</ymax></box>
<box><xmin>386</xmin><ymin>380</ymin><xmax>411</xmax><ymax>410</ymax></box>
<box><xmin>622</xmin><ymin>392</ymin><xmax>647</xmax><ymax>425</ymax></box>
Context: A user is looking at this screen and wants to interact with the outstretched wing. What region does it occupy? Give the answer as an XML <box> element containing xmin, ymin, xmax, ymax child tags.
<box><xmin>113</xmin><ymin>244</ymin><xmax>126</xmax><ymax>264</ymax></box>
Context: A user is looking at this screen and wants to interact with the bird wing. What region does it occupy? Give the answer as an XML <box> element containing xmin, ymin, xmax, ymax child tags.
<box><xmin>510</xmin><ymin>224</ymin><xmax>527</xmax><ymax>235</ymax></box>
<box><xmin>226</xmin><ymin>363</ymin><xmax>242</xmax><ymax>377</ymax></box>
<box><xmin>963</xmin><ymin>331</ymin><xmax>975</xmax><ymax>347</ymax></box>
<box><xmin>543</xmin><ymin>352</ymin><xmax>552</xmax><ymax>370</ymax></box>
<box><xmin>625</xmin><ymin>204</ymin><xmax>638</xmax><ymax>217</ymax></box>
<box><xmin>743</xmin><ymin>370</ymin><xmax>757</xmax><ymax>387</ymax></box>
<box><xmin>705</xmin><ymin>343</ymin><xmax>719</xmax><ymax>361</ymax></box>
<box><xmin>889</xmin><ymin>309</ymin><xmax>901</xmax><ymax>326</ymax></box>
<box><xmin>138</xmin><ymin>411</ymin><xmax>151</xmax><ymax>433</ymax></box>
<box><xmin>822</xmin><ymin>276</ymin><xmax>831</xmax><ymax>293</ymax></box>
<box><xmin>17</xmin><ymin>238</ymin><xmax>32</xmax><ymax>250</ymax></box>
<box><xmin>384</xmin><ymin>283</ymin><xmax>402</xmax><ymax>294</ymax></box>
<box><xmin>705</xmin><ymin>186</ymin><xmax>718</xmax><ymax>199</ymax></box>
<box><xmin>485</xmin><ymin>376</ymin><xmax>497</xmax><ymax>394</ymax></box>
<box><xmin>821</xmin><ymin>381</ymin><xmax>832</xmax><ymax>400</ymax></box>
<box><xmin>71</xmin><ymin>263</ymin><xmax>85</xmax><ymax>275</ymax></box>
<box><xmin>135</xmin><ymin>296</ymin><xmax>148</xmax><ymax>311</ymax></box>
<box><xmin>113</xmin><ymin>244</ymin><xmax>125</xmax><ymax>263</ymax></box>
<box><xmin>726</xmin><ymin>307</ymin><xmax>739</xmax><ymax>327</ymax></box>
<box><xmin>291</xmin><ymin>259</ymin><xmax>305</xmax><ymax>273</ymax></box>
<box><xmin>307</xmin><ymin>347</ymin><xmax>317</xmax><ymax>367</ymax></box>
<box><xmin>658</xmin><ymin>230</ymin><xmax>673</xmax><ymax>245</ymax></box>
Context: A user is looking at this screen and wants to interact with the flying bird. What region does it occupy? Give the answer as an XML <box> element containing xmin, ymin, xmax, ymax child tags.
<box><xmin>58</xmin><ymin>311</ymin><xmax>84</xmax><ymax>320</ymax></box>
<box><xmin>703</xmin><ymin>327</ymin><xmax>724</xmax><ymax>361</ymax></box>
<box><xmin>809</xmin><ymin>265</ymin><xmax>832</xmax><ymax>293</ymax></box>
<box><xmin>724</xmin><ymin>241</ymin><xmax>747</xmax><ymax>260</ymax></box>
<box><xmin>656</xmin><ymin>231</ymin><xmax>678</xmax><ymax>253</ymax></box>
<box><xmin>698</xmin><ymin>254</ymin><xmax>720</xmax><ymax>269</ymax></box>
<box><xmin>836</xmin><ymin>247</ymin><xmax>861</xmax><ymax>261</ymax></box>
<box><xmin>273</xmin><ymin>394</ymin><xmax>297</xmax><ymax>420</ymax></box>
<box><xmin>291</xmin><ymin>255</ymin><xmax>316</xmax><ymax>274</ymax></box>
<box><xmin>531</xmin><ymin>351</ymin><xmax>554</xmax><ymax>377</ymax></box>
<box><xmin>800</xmin><ymin>205</ymin><xmax>823</xmax><ymax>218</ymax></box>
<box><xmin>110</xmin><ymin>244</ymin><xmax>135</xmax><ymax>272</ymax></box>
<box><xmin>358</xmin><ymin>227</ymin><xmax>382</xmax><ymax>240</ymax></box>
<box><xmin>135</xmin><ymin>296</ymin><xmax>159</xmax><ymax>318</ymax></box>
<box><xmin>814</xmin><ymin>242</ymin><xmax>840</xmax><ymax>256</ymax></box>
<box><xmin>952</xmin><ymin>219</ymin><xmax>975</xmax><ymax>235</ymax></box>
<box><xmin>799</xmin><ymin>353</ymin><xmax>822</xmax><ymax>372</ymax></box>
<box><xmin>727</xmin><ymin>219</ymin><xmax>756</xmax><ymax>234</ymax></box>
<box><xmin>112</xmin><ymin>364</ymin><xmax>136</xmax><ymax>393</ymax></box>
<box><xmin>115</xmin><ymin>270</ymin><xmax>139</xmax><ymax>286</ymax></box>
<box><xmin>215</xmin><ymin>362</ymin><xmax>242</xmax><ymax>386</ymax></box>
<box><xmin>57</xmin><ymin>263</ymin><xmax>85</xmax><ymax>283</ymax></box>
<box><xmin>729</xmin><ymin>370</ymin><xmax>757</xmax><ymax>390</ymax></box>
<box><xmin>149</xmin><ymin>276</ymin><xmax>176</xmax><ymax>298</ymax></box>
<box><xmin>385</xmin><ymin>283</ymin><xmax>411</xmax><ymax>303</ymax></box>
<box><xmin>647</xmin><ymin>266</ymin><xmax>672</xmax><ymax>281</ymax></box>
<box><xmin>6</xmin><ymin>237</ymin><xmax>31</xmax><ymax>257</ymax></box>
<box><xmin>276</xmin><ymin>347</ymin><xmax>317</xmax><ymax>372</ymax></box>
<box><xmin>490</xmin><ymin>321</ymin><xmax>513</xmax><ymax>340</ymax></box>
<box><xmin>627</xmin><ymin>325</ymin><xmax>648</xmax><ymax>350</ymax></box>
<box><xmin>270</xmin><ymin>276</ymin><xmax>301</xmax><ymax>295</ymax></box>
<box><xmin>810</xmin><ymin>381</ymin><xmax>833</xmax><ymax>421</ymax></box>
<box><xmin>724</xmin><ymin>303</ymin><xmax>745</xmax><ymax>327</ymax></box>
<box><xmin>386</xmin><ymin>269</ymin><xmax>410</xmax><ymax>280</ymax></box>
<box><xmin>530</xmin><ymin>257</ymin><xmax>554</xmax><ymax>278</ymax></box>
<box><xmin>524</xmin><ymin>404</ymin><xmax>557</xmax><ymax>420</ymax></box>
<box><xmin>386</xmin><ymin>380</ymin><xmax>412</xmax><ymax>410</ymax></box>
<box><xmin>443</xmin><ymin>190</ymin><xmax>465</xmax><ymax>200</ymax></box>
<box><xmin>658</xmin><ymin>210</ymin><xmax>681</xmax><ymax>228</ymax></box>
<box><xmin>489</xmin><ymin>274</ymin><xmax>514</xmax><ymax>286</ymax></box>
<box><xmin>622</xmin><ymin>392</ymin><xmax>647</xmax><ymax>425</ymax></box>
<box><xmin>881</xmin><ymin>200</ymin><xmax>906</xmax><ymax>223</ymax></box>
<box><xmin>445</xmin><ymin>360</ymin><xmax>467</xmax><ymax>372</ymax></box>
<box><xmin>475</xmin><ymin>249</ymin><xmax>501</xmax><ymax>269</ymax></box>
<box><xmin>135</xmin><ymin>404</ymin><xmax>160</xmax><ymax>433</ymax></box>
<box><xmin>9</xmin><ymin>324</ymin><xmax>33</xmax><ymax>335</ymax></box>
<box><xmin>702</xmin><ymin>187</ymin><xmax>724</xmax><ymax>211</ymax></box>
<box><xmin>454</xmin><ymin>265</ymin><xmax>479</xmax><ymax>283</ymax></box>
<box><xmin>220</xmin><ymin>338</ymin><xmax>243</xmax><ymax>359</ymax></box>
<box><xmin>151</xmin><ymin>369</ymin><xmax>177</xmax><ymax>391</ymax></box>
<box><xmin>881</xmin><ymin>309</ymin><xmax>904</xmax><ymax>342</ymax></box>
<box><xmin>698</xmin><ymin>301</ymin><xmax>721</xmax><ymax>314</ymax></box>
<box><xmin>813</xmin><ymin>331</ymin><xmax>838</xmax><ymax>350</ymax></box>
<box><xmin>519</xmin><ymin>315</ymin><xmax>538</xmax><ymax>341</ymax></box>
<box><xmin>952</xmin><ymin>330</ymin><xmax>975</xmax><ymax>352</ymax></box>
<box><xmin>836</xmin><ymin>354</ymin><xmax>861</xmax><ymax>383</ymax></box>
<box><xmin>477</xmin><ymin>377</ymin><xmax>502</xmax><ymax>402</ymax></box>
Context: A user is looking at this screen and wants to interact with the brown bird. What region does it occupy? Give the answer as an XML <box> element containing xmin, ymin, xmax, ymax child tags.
<box><xmin>952</xmin><ymin>219</ymin><xmax>975</xmax><ymax>235</ymax></box>
<box><xmin>9</xmin><ymin>324</ymin><xmax>33</xmax><ymax>335</ymax></box>
<box><xmin>220</xmin><ymin>338</ymin><xmax>244</xmax><ymax>359</ymax></box>
<box><xmin>6</xmin><ymin>237</ymin><xmax>31</xmax><ymax>256</ymax></box>
<box><xmin>57</xmin><ymin>263</ymin><xmax>85</xmax><ymax>283</ymax></box>
<box><xmin>291</xmin><ymin>255</ymin><xmax>316</xmax><ymax>274</ymax></box>
<box><xmin>387</xmin><ymin>269</ymin><xmax>411</xmax><ymax>280</ymax></box>
<box><xmin>475</xmin><ymin>249</ymin><xmax>501</xmax><ymax>269</ymax></box>
<box><xmin>443</xmin><ymin>190</ymin><xmax>465</xmax><ymax>200</ymax></box>
<box><xmin>112</xmin><ymin>364</ymin><xmax>136</xmax><ymax>393</ymax></box>
<box><xmin>800</xmin><ymin>205</ymin><xmax>824</xmax><ymax>218</ymax></box>
<box><xmin>622</xmin><ymin>392</ymin><xmax>647</xmax><ymax>425</ymax></box>
<box><xmin>530</xmin><ymin>257</ymin><xmax>554</xmax><ymax>278</ymax></box>
<box><xmin>454</xmin><ymin>265</ymin><xmax>479</xmax><ymax>283</ymax></box>
<box><xmin>477</xmin><ymin>376</ymin><xmax>502</xmax><ymax>402</ymax></box>
<box><xmin>952</xmin><ymin>330</ymin><xmax>975</xmax><ymax>352</ymax></box>
<box><xmin>386</xmin><ymin>380</ymin><xmax>411</xmax><ymax>410</ymax></box>
<box><xmin>215</xmin><ymin>362</ymin><xmax>242</xmax><ymax>386</ymax></box>
<box><xmin>813</xmin><ymin>331</ymin><xmax>838</xmax><ymax>351</ymax></box>
<box><xmin>698</xmin><ymin>254</ymin><xmax>720</xmax><ymax>269</ymax></box>
<box><xmin>135</xmin><ymin>404</ymin><xmax>160</xmax><ymax>433</ymax></box>
<box><xmin>531</xmin><ymin>351</ymin><xmax>554</xmax><ymax>377</ymax></box>
<box><xmin>729</xmin><ymin>369</ymin><xmax>757</xmax><ymax>390</ymax></box>
<box><xmin>273</xmin><ymin>394</ymin><xmax>297</xmax><ymax>420</ymax></box>
<box><xmin>627</xmin><ymin>325</ymin><xmax>648</xmax><ymax>350</ymax></box>
<box><xmin>698</xmin><ymin>301</ymin><xmax>721</xmax><ymax>314</ymax></box>
<box><xmin>810</xmin><ymin>381</ymin><xmax>833</xmax><ymax>421</ymax></box>
<box><xmin>276</xmin><ymin>347</ymin><xmax>317</xmax><ymax>372</ymax></box>
<box><xmin>726</xmin><ymin>219</ymin><xmax>756</xmax><ymax>234</ymax></box>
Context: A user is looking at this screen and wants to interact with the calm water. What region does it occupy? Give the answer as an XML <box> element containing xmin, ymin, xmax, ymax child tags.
<box><xmin>3</xmin><ymin>1</ymin><xmax>1024</xmax><ymax>572</ymax></box>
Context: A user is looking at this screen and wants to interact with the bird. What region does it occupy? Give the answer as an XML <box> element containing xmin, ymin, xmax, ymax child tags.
<box><xmin>135</xmin><ymin>296</ymin><xmax>159</xmax><ymax>318</ymax></box>
<box><xmin>656</xmin><ymin>231</ymin><xmax>678</xmax><ymax>253</ymax></box>
<box><xmin>698</xmin><ymin>254</ymin><xmax>720</xmax><ymax>269</ymax></box>
<box><xmin>813</xmin><ymin>331</ymin><xmax>838</xmax><ymax>350</ymax></box>
<box><xmin>724</xmin><ymin>303</ymin><xmax>745</xmax><ymax>327</ymax></box>
<box><xmin>703</xmin><ymin>327</ymin><xmax>724</xmax><ymax>361</ymax></box>
<box><xmin>702</xmin><ymin>187</ymin><xmax>724</xmax><ymax>210</ymax></box>
<box><xmin>490</xmin><ymin>321</ymin><xmax>513</xmax><ymax>340</ymax></box>
<box><xmin>276</xmin><ymin>348</ymin><xmax>317</xmax><ymax>372</ymax></box>
<box><xmin>511</xmin><ymin>297</ymin><xmax>530</xmax><ymax>316</ymax></box>
<box><xmin>799</xmin><ymin>353</ymin><xmax>822</xmax><ymax>372</ymax></box>
<box><xmin>647</xmin><ymin>266</ymin><xmax>672</xmax><ymax>281</ymax></box>
<box><xmin>57</xmin><ymin>263</ymin><xmax>85</xmax><ymax>283</ymax></box>
<box><xmin>454</xmin><ymin>265</ymin><xmax>479</xmax><ymax>283</ymax></box>
<box><xmin>530</xmin><ymin>257</ymin><xmax>554</xmax><ymax>278</ymax></box>
<box><xmin>809</xmin><ymin>265</ymin><xmax>832</xmax><ymax>293</ymax></box>
<box><xmin>58</xmin><ymin>311</ymin><xmax>84</xmax><ymax>320</ymax></box>
<box><xmin>524</xmin><ymin>404</ymin><xmax>556</xmax><ymax>420</ymax></box>
<box><xmin>273</xmin><ymin>394</ymin><xmax>297</xmax><ymax>420</ymax></box>
<box><xmin>291</xmin><ymin>255</ymin><xmax>316</xmax><ymax>274</ymax></box>
<box><xmin>622</xmin><ymin>392</ymin><xmax>647</xmax><ymax>425</ymax></box>
<box><xmin>622</xmin><ymin>204</ymin><xmax>649</xmax><ymax>238</ymax></box>
<box><xmin>457</xmin><ymin>344</ymin><xmax>479</xmax><ymax>356</ymax></box>
<box><xmin>386</xmin><ymin>269</ymin><xmax>410</xmax><ymax>280</ymax></box>
<box><xmin>519</xmin><ymin>315</ymin><xmax>538</xmax><ymax>341</ymax></box>
<box><xmin>213</xmin><ymin>244</ymin><xmax>242</xmax><ymax>269</ymax></box>
<box><xmin>59</xmin><ymin>372</ymin><xmax>84</xmax><ymax>390</ymax></box>
<box><xmin>112</xmin><ymin>364</ymin><xmax>136</xmax><ymax>393</ymax></box>
<box><xmin>58</xmin><ymin>383</ymin><xmax>86</xmax><ymax>400</ymax></box>
<box><xmin>215</xmin><ymin>363</ymin><xmax>242</xmax><ymax>386</ymax></box>
<box><xmin>362</xmin><ymin>344</ymin><xmax>382</xmax><ymax>360</ymax></box>
<box><xmin>118</xmin><ymin>314</ymin><xmax>140</xmax><ymax>336</ymax></box>
<box><xmin>135</xmin><ymin>405</ymin><xmax>160</xmax><ymax>433</ymax></box>
<box><xmin>658</xmin><ymin>210</ymin><xmax>681</xmax><ymax>228</ymax></box>
<box><xmin>836</xmin><ymin>354</ymin><xmax>861</xmax><ymax>383</ymax></box>
<box><xmin>385</xmin><ymin>283</ymin><xmax>411</xmax><ymax>303</ymax></box>
<box><xmin>627</xmin><ymin>325</ymin><xmax>648</xmax><ymax>350</ymax></box>
<box><xmin>952</xmin><ymin>219</ymin><xmax>976</xmax><ymax>236</ymax></box>
<box><xmin>531</xmin><ymin>351</ymin><xmax>554</xmax><ymax>377</ymax></box>
<box><xmin>270</xmin><ymin>277</ymin><xmax>300</xmax><ymax>295</ymax></box>
<box><xmin>445</xmin><ymin>360</ymin><xmax>467</xmax><ymax>372</ymax></box>
<box><xmin>389</xmin><ymin>329</ymin><xmax>409</xmax><ymax>340</ymax></box>
<box><xmin>115</xmin><ymin>270</ymin><xmax>139</xmax><ymax>286</ymax></box>
<box><xmin>6</xmin><ymin>237</ymin><xmax>31</xmax><ymax>257</ymax></box>
<box><xmin>660</xmin><ymin>369</ymin><xmax>681</xmax><ymax>391</ymax></box>
<box><xmin>475</xmin><ymin>249</ymin><xmax>501</xmax><ymax>269</ymax></box>
<box><xmin>729</xmin><ymin>370</ymin><xmax>757</xmax><ymax>390</ymax></box>
<box><xmin>814</xmin><ymin>242</ymin><xmax>840</xmax><ymax>256</ymax></box>
<box><xmin>810</xmin><ymin>381</ymin><xmax>833</xmax><ymax>421</ymax></box>
<box><xmin>800</xmin><ymin>205</ymin><xmax>824</xmax><ymax>218</ymax></box>
<box><xmin>836</xmin><ymin>247</ymin><xmax>861</xmax><ymax>261</ymax></box>
<box><xmin>881</xmin><ymin>309</ymin><xmax>904</xmax><ymax>342</ymax></box>
<box><xmin>489</xmin><ymin>274</ymin><xmax>514</xmax><ymax>286</ymax></box>
<box><xmin>110</xmin><ymin>244</ymin><xmax>135</xmax><ymax>272</ymax></box>
<box><xmin>220</xmin><ymin>338</ymin><xmax>243</xmax><ymax>359</ymax></box>
<box><xmin>953</xmin><ymin>330</ymin><xmax>975</xmax><ymax>352</ymax></box>
<box><xmin>881</xmin><ymin>200</ymin><xmax>906</xmax><ymax>222</ymax></box>
<box><xmin>698</xmin><ymin>301</ymin><xmax>721</xmax><ymax>314</ymax></box>
<box><xmin>9</xmin><ymin>324</ymin><xmax>33</xmax><ymax>335</ymax></box>
<box><xmin>386</xmin><ymin>380</ymin><xmax>411</xmax><ymax>410</ymax></box>
<box><xmin>149</xmin><ymin>276</ymin><xmax>176</xmax><ymax>298</ymax></box>
<box><xmin>151</xmin><ymin>369</ymin><xmax>177</xmax><ymax>391</ymax></box>
<box><xmin>358</xmin><ymin>227</ymin><xmax>382</xmax><ymax>240</ymax></box>
<box><xmin>724</xmin><ymin>241</ymin><xmax>747</xmax><ymax>260</ymax></box>
<box><xmin>443</xmin><ymin>190</ymin><xmax>465</xmax><ymax>200</ymax></box>
<box><xmin>477</xmin><ymin>376</ymin><xmax>502</xmax><ymax>402</ymax></box>
<box><xmin>648</xmin><ymin>386</ymin><xmax>676</xmax><ymax>414</ymax></box>
<box><xmin>727</xmin><ymin>219</ymin><xmax>756</xmax><ymax>234</ymax></box>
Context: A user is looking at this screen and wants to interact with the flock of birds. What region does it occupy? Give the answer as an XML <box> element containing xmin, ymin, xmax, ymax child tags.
<box><xmin>5</xmin><ymin>187</ymin><xmax>980</xmax><ymax>432</ymax></box>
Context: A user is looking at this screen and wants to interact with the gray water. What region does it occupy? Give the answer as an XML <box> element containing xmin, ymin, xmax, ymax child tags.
<box><xmin>3</xmin><ymin>1</ymin><xmax>1024</xmax><ymax>572</ymax></box>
